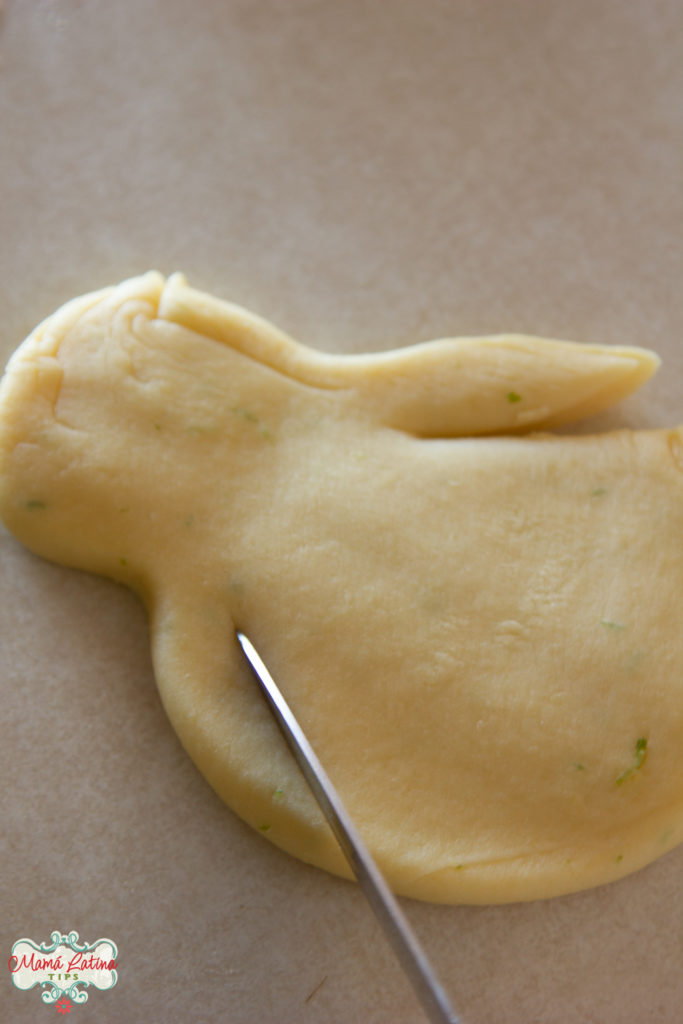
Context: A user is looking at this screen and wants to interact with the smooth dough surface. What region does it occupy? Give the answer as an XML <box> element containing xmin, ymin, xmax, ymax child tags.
<box><xmin>1</xmin><ymin>272</ymin><xmax>682</xmax><ymax>904</ymax></box>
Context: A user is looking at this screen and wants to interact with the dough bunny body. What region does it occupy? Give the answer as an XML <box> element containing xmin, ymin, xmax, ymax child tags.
<box><xmin>1</xmin><ymin>271</ymin><xmax>681</xmax><ymax>903</ymax></box>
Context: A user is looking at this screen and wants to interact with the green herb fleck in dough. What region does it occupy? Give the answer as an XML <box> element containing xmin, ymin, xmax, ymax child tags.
<box><xmin>25</xmin><ymin>499</ymin><xmax>46</xmax><ymax>509</ymax></box>
<box><xmin>186</xmin><ymin>423</ymin><xmax>217</xmax><ymax>435</ymax></box>
<box><xmin>616</xmin><ymin>854</ymin><xmax>624</xmax><ymax>863</ymax></box>
<box><xmin>507</xmin><ymin>391</ymin><xmax>522</xmax><ymax>403</ymax></box>
<box><xmin>272</xmin><ymin>789</ymin><xmax>285</xmax><ymax>803</ymax></box>
<box><xmin>230</xmin><ymin>406</ymin><xmax>273</xmax><ymax>440</ymax></box>
<box><xmin>574</xmin><ymin>762</ymin><xmax>586</xmax><ymax>771</ymax></box>
<box><xmin>624</xmin><ymin>650</ymin><xmax>646</xmax><ymax>672</ymax></box>
<box><xmin>600</xmin><ymin>619</ymin><xmax>627</xmax><ymax>631</ymax></box>
<box><xmin>232</xmin><ymin>406</ymin><xmax>258</xmax><ymax>423</ymax></box>
<box><xmin>616</xmin><ymin>737</ymin><xmax>648</xmax><ymax>786</ymax></box>
<box><xmin>119</xmin><ymin>557</ymin><xmax>127</xmax><ymax>566</ymax></box>
<box><xmin>258</xmin><ymin>823</ymin><xmax>271</xmax><ymax>832</ymax></box>
<box><xmin>591</xmin><ymin>487</ymin><xmax>607</xmax><ymax>497</ymax></box>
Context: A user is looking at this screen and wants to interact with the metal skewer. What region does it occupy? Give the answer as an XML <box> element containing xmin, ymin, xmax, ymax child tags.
<box><xmin>236</xmin><ymin>630</ymin><xmax>461</xmax><ymax>1024</ymax></box>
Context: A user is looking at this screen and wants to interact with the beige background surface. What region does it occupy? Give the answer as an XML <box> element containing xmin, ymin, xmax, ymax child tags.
<box><xmin>1</xmin><ymin>1</ymin><xmax>682</xmax><ymax>1021</ymax></box>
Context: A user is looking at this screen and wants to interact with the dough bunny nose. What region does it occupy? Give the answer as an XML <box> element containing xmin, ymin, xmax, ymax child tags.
<box><xmin>0</xmin><ymin>272</ymin><xmax>681</xmax><ymax>905</ymax></box>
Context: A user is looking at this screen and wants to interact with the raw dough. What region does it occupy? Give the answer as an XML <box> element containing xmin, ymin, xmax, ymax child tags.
<box><xmin>1</xmin><ymin>271</ymin><xmax>681</xmax><ymax>904</ymax></box>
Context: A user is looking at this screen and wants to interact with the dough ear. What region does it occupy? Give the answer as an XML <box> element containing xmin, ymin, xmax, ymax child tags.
<box><xmin>327</xmin><ymin>334</ymin><xmax>660</xmax><ymax>436</ymax></box>
<box><xmin>158</xmin><ymin>274</ymin><xmax>659</xmax><ymax>437</ymax></box>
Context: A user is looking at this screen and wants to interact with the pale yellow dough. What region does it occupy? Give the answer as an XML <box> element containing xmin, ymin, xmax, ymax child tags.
<box><xmin>1</xmin><ymin>272</ymin><xmax>682</xmax><ymax>904</ymax></box>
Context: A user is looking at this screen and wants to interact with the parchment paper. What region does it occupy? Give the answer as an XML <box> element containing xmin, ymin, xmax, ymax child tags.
<box><xmin>1</xmin><ymin>2</ymin><xmax>681</xmax><ymax>1021</ymax></box>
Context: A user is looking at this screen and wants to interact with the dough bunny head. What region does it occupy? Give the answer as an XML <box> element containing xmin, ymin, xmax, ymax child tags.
<box><xmin>1</xmin><ymin>272</ymin><xmax>681</xmax><ymax>904</ymax></box>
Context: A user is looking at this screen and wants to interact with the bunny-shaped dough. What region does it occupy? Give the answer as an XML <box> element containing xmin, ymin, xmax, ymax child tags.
<box><xmin>1</xmin><ymin>271</ymin><xmax>681</xmax><ymax>903</ymax></box>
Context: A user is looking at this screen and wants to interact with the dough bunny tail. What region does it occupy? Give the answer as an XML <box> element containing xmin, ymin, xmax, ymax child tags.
<box><xmin>158</xmin><ymin>274</ymin><xmax>659</xmax><ymax>437</ymax></box>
